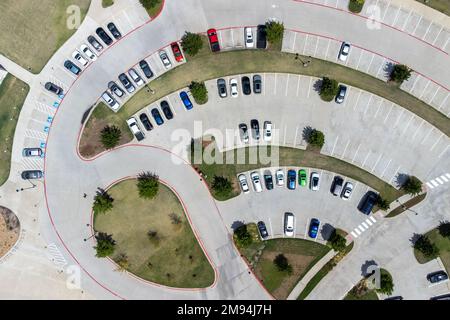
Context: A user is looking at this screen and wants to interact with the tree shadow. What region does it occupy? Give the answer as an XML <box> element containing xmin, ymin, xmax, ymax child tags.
<box><xmin>231</xmin><ymin>220</ymin><xmax>245</xmax><ymax>232</ymax></box>
<box><xmin>320</xmin><ymin>223</ymin><xmax>335</xmax><ymax>241</ymax></box>
<box><xmin>361</xmin><ymin>260</ymin><xmax>378</xmax><ymax>277</ymax></box>
<box><xmin>313</xmin><ymin>78</ymin><xmax>322</xmax><ymax>93</ymax></box>
<box><xmin>438</xmin><ymin>221</ymin><xmax>450</xmax><ymax>237</ymax></box>
<box><xmin>395</xmin><ymin>173</ymin><xmax>409</xmax><ymax>189</ymax></box>
<box><xmin>410</xmin><ymin>233</ymin><xmax>422</xmax><ymax>247</ymax></box>
<box><xmin>302</xmin><ymin>126</ymin><xmax>314</xmax><ymax>142</ymax></box>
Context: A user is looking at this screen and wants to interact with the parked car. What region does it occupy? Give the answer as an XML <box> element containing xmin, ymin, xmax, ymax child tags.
<box><xmin>250</xmin><ymin>171</ymin><xmax>263</xmax><ymax>193</ymax></box>
<box><xmin>310</xmin><ymin>172</ymin><xmax>320</xmax><ymax>191</ymax></box>
<box><xmin>139</xmin><ymin>60</ymin><xmax>153</xmax><ymax>79</ymax></box>
<box><xmin>108</xmin><ymin>81</ymin><xmax>125</xmax><ymax>98</ymax></box>
<box><xmin>338</xmin><ymin>42</ymin><xmax>351</xmax><ymax>62</ymax></box>
<box><xmin>335</xmin><ymin>85</ymin><xmax>347</xmax><ymax>104</ymax></box>
<box><xmin>87</xmin><ymin>35</ymin><xmax>103</xmax><ymax>52</ymax></box>
<box><xmin>159</xmin><ymin>50</ymin><xmax>172</xmax><ymax>69</ymax></box>
<box><xmin>239</xmin><ymin>123</ymin><xmax>249</xmax><ymax>143</ymax></box>
<box><xmin>287</xmin><ymin>169</ymin><xmax>296</xmax><ymax>190</ymax></box>
<box><xmin>139</xmin><ymin>113</ymin><xmax>153</xmax><ymax>131</ymax></box>
<box><xmin>250</xmin><ymin>119</ymin><xmax>260</xmax><ymax>140</ymax></box>
<box><xmin>96</xmin><ymin>27</ymin><xmax>113</xmax><ymax>45</ymax></box>
<box><xmin>253</xmin><ymin>74</ymin><xmax>262</xmax><ymax>94</ymax></box>
<box><xmin>341</xmin><ymin>181</ymin><xmax>354</xmax><ymax>200</ymax></box>
<box><xmin>21</xmin><ymin>170</ymin><xmax>43</xmax><ymax>180</ymax></box>
<box><xmin>427</xmin><ymin>271</ymin><xmax>448</xmax><ymax>284</ymax></box>
<box><xmin>257</xmin><ymin>221</ymin><xmax>269</xmax><ymax>240</ymax></box>
<box><xmin>263</xmin><ymin>121</ymin><xmax>272</xmax><ymax>142</ymax></box>
<box><xmin>107</xmin><ymin>22</ymin><xmax>121</xmax><ymax>39</ymax></box>
<box><xmin>80</xmin><ymin>44</ymin><xmax>97</xmax><ymax>61</ymax></box>
<box><xmin>160</xmin><ymin>100</ymin><xmax>173</xmax><ymax>120</ymax></box>
<box><xmin>118</xmin><ymin>73</ymin><xmax>135</xmax><ymax>93</ymax></box>
<box><xmin>44</xmin><ymin>82</ymin><xmax>63</xmax><ymax>96</ymax></box>
<box><xmin>180</xmin><ymin>91</ymin><xmax>193</xmax><ymax>110</ymax></box>
<box><xmin>126</xmin><ymin>117</ymin><xmax>145</xmax><ymax>141</ymax></box>
<box><xmin>298</xmin><ymin>169</ymin><xmax>307</xmax><ymax>186</ymax></box>
<box><xmin>264</xmin><ymin>173</ymin><xmax>274</xmax><ymax>190</ymax></box>
<box><xmin>230</xmin><ymin>78</ymin><xmax>238</xmax><ymax>97</ymax></box>
<box><xmin>276</xmin><ymin>169</ymin><xmax>284</xmax><ymax>186</ymax></box>
<box><xmin>384</xmin><ymin>296</ymin><xmax>404</xmax><ymax>300</ymax></box>
<box><xmin>238</xmin><ymin>174</ymin><xmax>250</xmax><ymax>194</ymax></box>
<box><xmin>72</xmin><ymin>50</ymin><xmax>88</xmax><ymax>66</ymax></box>
<box><xmin>358</xmin><ymin>191</ymin><xmax>379</xmax><ymax>215</ymax></box>
<box><xmin>22</xmin><ymin>148</ymin><xmax>42</xmax><ymax>157</ymax></box>
<box><xmin>242</xmin><ymin>76</ymin><xmax>251</xmax><ymax>95</ymax></box>
<box><xmin>217</xmin><ymin>78</ymin><xmax>227</xmax><ymax>98</ymax></box>
<box><xmin>331</xmin><ymin>176</ymin><xmax>344</xmax><ymax>196</ymax></box>
<box><xmin>308</xmin><ymin>218</ymin><xmax>320</xmax><ymax>239</ymax></box>
<box><xmin>151</xmin><ymin>108</ymin><xmax>164</xmax><ymax>125</ymax></box>
<box><xmin>284</xmin><ymin>212</ymin><xmax>295</xmax><ymax>237</ymax></box>
<box><xmin>171</xmin><ymin>42</ymin><xmax>184</xmax><ymax>62</ymax></box>
<box><xmin>245</xmin><ymin>27</ymin><xmax>254</xmax><ymax>48</ymax></box>
<box><xmin>128</xmin><ymin>68</ymin><xmax>144</xmax><ymax>86</ymax></box>
<box><xmin>64</xmin><ymin>60</ymin><xmax>81</xmax><ymax>75</ymax></box>
<box><xmin>101</xmin><ymin>91</ymin><xmax>120</xmax><ymax>111</ymax></box>
<box><xmin>256</xmin><ymin>25</ymin><xmax>267</xmax><ymax>49</ymax></box>
<box><xmin>207</xmin><ymin>28</ymin><xmax>220</xmax><ymax>52</ymax></box>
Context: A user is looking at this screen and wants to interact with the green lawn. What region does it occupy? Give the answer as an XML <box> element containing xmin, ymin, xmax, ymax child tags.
<box><xmin>140</xmin><ymin>0</ymin><xmax>164</xmax><ymax>17</ymax></box>
<box><xmin>415</xmin><ymin>0</ymin><xmax>449</xmax><ymax>15</ymax></box>
<box><xmin>0</xmin><ymin>74</ymin><xmax>29</xmax><ymax>186</ymax></box>
<box><xmin>0</xmin><ymin>0</ymin><xmax>91</xmax><ymax>73</ymax></box>
<box><xmin>102</xmin><ymin>0</ymin><xmax>114</xmax><ymax>8</ymax></box>
<box><xmin>414</xmin><ymin>227</ymin><xmax>450</xmax><ymax>274</ymax></box>
<box><xmin>93</xmin><ymin>179</ymin><xmax>215</xmax><ymax>288</ymax></box>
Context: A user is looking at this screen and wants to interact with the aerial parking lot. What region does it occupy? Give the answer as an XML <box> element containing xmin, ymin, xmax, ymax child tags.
<box><xmin>0</xmin><ymin>0</ymin><xmax>449</xmax><ymax>307</ymax></box>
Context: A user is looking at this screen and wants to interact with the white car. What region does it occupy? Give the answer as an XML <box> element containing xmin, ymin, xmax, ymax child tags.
<box><xmin>341</xmin><ymin>181</ymin><xmax>354</xmax><ymax>200</ymax></box>
<box><xmin>245</xmin><ymin>27</ymin><xmax>254</xmax><ymax>48</ymax></box>
<box><xmin>238</xmin><ymin>174</ymin><xmax>250</xmax><ymax>194</ymax></box>
<box><xmin>101</xmin><ymin>91</ymin><xmax>120</xmax><ymax>111</ymax></box>
<box><xmin>71</xmin><ymin>50</ymin><xmax>88</xmax><ymax>66</ymax></box>
<box><xmin>310</xmin><ymin>172</ymin><xmax>320</xmax><ymax>191</ymax></box>
<box><xmin>126</xmin><ymin>117</ymin><xmax>145</xmax><ymax>141</ymax></box>
<box><xmin>338</xmin><ymin>42</ymin><xmax>351</xmax><ymax>62</ymax></box>
<box><xmin>159</xmin><ymin>50</ymin><xmax>172</xmax><ymax>69</ymax></box>
<box><xmin>80</xmin><ymin>44</ymin><xmax>97</xmax><ymax>61</ymax></box>
<box><xmin>128</xmin><ymin>68</ymin><xmax>144</xmax><ymax>86</ymax></box>
<box><xmin>250</xmin><ymin>171</ymin><xmax>262</xmax><ymax>193</ymax></box>
<box><xmin>276</xmin><ymin>169</ymin><xmax>284</xmax><ymax>186</ymax></box>
<box><xmin>284</xmin><ymin>212</ymin><xmax>295</xmax><ymax>237</ymax></box>
<box><xmin>263</xmin><ymin>121</ymin><xmax>272</xmax><ymax>142</ymax></box>
<box><xmin>230</xmin><ymin>78</ymin><xmax>238</xmax><ymax>98</ymax></box>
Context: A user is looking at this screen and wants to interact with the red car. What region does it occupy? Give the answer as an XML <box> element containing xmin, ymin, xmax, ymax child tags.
<box><xmin>171</xmin><ymin>42</ymin><xmax>184</xmax><ymax>62</ymax></box>
<box><xmin>207</xmin><ymin>28</ymin><xmax>220</xmax><ymax>52</ymax></box>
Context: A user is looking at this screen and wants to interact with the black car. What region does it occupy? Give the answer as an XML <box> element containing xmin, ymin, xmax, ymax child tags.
<box><xmin>335</xmin><ymin>85</ymin><xmax>347</xmax><ymax>104</ymax></box>
<box><xmin>250</xmin><ymin>119</ymin><xmax>260</xmax><ymax>140</ymax></box>
<box><xmin>242</xmin><ymin>76</ymin><xmax>251</xmax><ymax>95</ymax></box>
<box><xmin>118</xmin><ymin>73</ymin><xmax>135</xmax><ymax>93</ymax></box>
<box><xmin>257</xmin><ymin>221</ymin><xmax>269</xmax><ymax>239</ymax></box>
<box><xmin>160</xmin><ymin>101</ymin><xmax>173</xmax><ymax>120</ymax></box>
<box><xmin>217</xmin><ymin>78</ymin><xmax>227</xmax><ymax>98</ymax></box>
<box><xmin>21</xmin><ymin>170</ymin><xmax>43</xmax><ymax>180</ymax></box>
<box><xmin>87</xmin><ymin>35</ymin><xmax>103</xmax><ymax>52</ymax></box>
<box><xmin>264</xmin><ymin>173</ymin><xmax>274</xmax><ymax>190</ymax></box>
<box><xmin>151</xmin><ymin>108</ymin><xmax>164</xmax><ymax>125</ymax></box>
<box><xmin>96</xmin><ymin>27</ymin><xmax>113</xmax><ymax>45</ymax></box>
<box><xmin>384</xmin><ymin>296</ymin><xmax>403</xmax><ymax>300</ymax></box>
<box><xmin>107</xmin><ymin>22</ymin><xmax>121</xmax><ymax>39</ymax></box>
<box><xmin>427</xmin><ymin>271</ymin><xmax>448</xmax><ymax>284</ymax></box>
<box><xmin>108</xmin><ymin>81</ymin><xmax>125</xmax><ymax>97</ymax></box>
<box><xmin>331</xmin><ymin>176</ymin><xmax>344</xmax><ymax>196</ymax></box>
<box><xmin>63</xmin><ymin>60</ymin><xmax>81</xmax><ymax>75</ymax></box>
<box><xmin>256</xmin><ymin>25</ymin><xmax>267</xmax><ymax>49</ymax></box>
<box><xmin>139</xmin><ymin>60</ymin><xmax>154</xmax><ymax>79</ymax></box>
<box><xmin>358</xmin><ymin>191</ymin><xmax>379</xmax><ymax>215</ymax></box>
<box><xmin>139</xmin><ymin>113</ymin><xmax>153</xmax><ymax>131</ymax></box>
<box><xmin>253</xmin><ymin>75</ymin><xmax>262</xmax><ymax>94</ymax></box>
<box><xmin>44</xmin><ymin>82</ymin><xmax>63</xmax><ymax>95</ymax></box>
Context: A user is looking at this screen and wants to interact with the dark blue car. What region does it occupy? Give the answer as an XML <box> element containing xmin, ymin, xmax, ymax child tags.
<box><xmin>64</xmin><ymin>60</ymin><xmax>81</xmax><ymax>75</ymax></box>
<box><xmin>151</xmin><ymin>108</ymin><xmax>164</xmax><ymax>126</ymax></box>
<box><xmin>308</xmin><ymin>218</ymin><xmax>320</xmax><ymax>239</ymax></box>
<box><xmin>180</xmin><ymin>91</ymin><xmax>193</xmax><ymax>110</ymax></box>
<box><xmin>287</xmin><ymin>170</ymin><xmax>296</xmax><ymax>190</ymax></box>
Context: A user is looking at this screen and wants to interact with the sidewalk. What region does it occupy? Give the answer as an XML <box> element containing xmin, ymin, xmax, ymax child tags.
<box><xmin>0</xmin><ymin>54</ymin><xmax>36</xmax><ymax>85</ymax></box>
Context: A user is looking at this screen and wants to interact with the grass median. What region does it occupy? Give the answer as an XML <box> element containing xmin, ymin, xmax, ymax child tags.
<box><xmin>0</xmin><ymin>74</ymin><xmax>29</xmax><ymax>186</ymax></box>
<box><xmin>414</xmin><ymin>227</ymin><xmax>450</xmax><ymax>273</ymax></box>
<box><xmin>415</xmin><ymin>0</ymin><xmax>449</xmax><ymax>15</ymax></box>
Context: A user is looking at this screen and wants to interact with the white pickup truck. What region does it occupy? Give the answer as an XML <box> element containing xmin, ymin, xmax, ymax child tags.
<box><xmin>126</xmin><ymin>117</ymin><xmax>145</xmax><ymax>141</ymax></box>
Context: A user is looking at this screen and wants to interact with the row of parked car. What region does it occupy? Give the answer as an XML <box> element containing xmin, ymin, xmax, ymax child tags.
<box><xmin>256</xmin><ymin>213</ymin><xmax>320</xmax><ymax>240</ymax></box>
<box><xmin>238</xmin><ymin>120</ymin><xmax>271</xmax><ymax>143</ymax></box>
<box><xmin>206</xmin><ymin>25</ymin><xmax>267</xmax><ymax>52</ymax></box>
<box><xmin>217</xmin><ymin>75</ymin><xmax>262</xmax><ymax>98</ymax></box>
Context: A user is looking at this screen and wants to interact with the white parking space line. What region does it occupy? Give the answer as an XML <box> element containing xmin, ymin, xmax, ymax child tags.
<box><xmin>401</xmin><ymin>10</ymin><xmax>412</xmax><ymax>31</ymax></box>
<box><xmin>373</xmin><ymin>99</ymin><xmax>383</xmax><ymax>118</ymax></box>
<box><xmin>430</xmin><ymin>133</ymin><xmax>443</xmax><ymax>151</ymax></box>
<box><xmin>351</xmin><ymin>144</ymin><xmax>361</xmax><ymax>163</ymax></box>
<box><xmin>274</xmin><ymin>73</ymin><xmax>277</xmax><ymax>95</ymax></box>
<box><xmin>353</xmin><ymin>90</ymin><xmax>362</xmax><ymax>111</ymax></box>
<box><xmin>307</xmin><ymin>77</ymin><xmax>313</xmax><ymax>98</ymax></box>
<box><xmin>371</xmin><ymin>154</ymin><xmax>382</xmax><ymax>172</ymax></box>
<box><xmin>383</xmin><ymin>103</ymin><xmax>394</xmax><ymax>124</ymax></box>
<box><xmin>411</xmin><ymin>120</ymin><xmax>425</xmax><ymax>140</ymax></box>
<box><xmin>268</xmin><ymin>218</ymin><xmax>274</xmax><ymax>238</ymax></box>
<box><xmin>263</xmin><ymin>73</ymin><xmax>266</xmax><ymax>96</ymax></box>
<box><xmin>296</xmin><ymin>75</ymin><xmax>301</xmax><ymax>96</ymax></box>
<box><xmin>389</xmin><ymin>165</ymin><xmax>401</xmax><ymax>184</ymax></box>
<box><xmin>341</xmin><ymin>140</ymin><xmax>350</xmax><ymax>159</ymax></box>
<box><xmin>302</xmin><ymin>35</ymin><xmax>308</xmax><ymax>55</ymax></box>
<box><xmin>432</xmin><ymin>26</ymin><xmax>444</xmax><ymax>45</ymax></box>
<box><xmin>438</xmin><ymin>145</ymin><xmax>449</xmax><ymax>158</ymax></box>
<box><xmin>401</xmin><ymin>114</ymin><xmax>414</xmax><ymax>136</ymax></box>
<box><xmin>330</xmin><ymin>136</ymin><xmax>339</xmax><ymax>156</ymax></box>
<box><xmin>421</xmin><ymin>127</ymin><xmax>434</xmax><ymax>145</ymax></box>
<box><xmin>393</xmin><ymin>109</ymin><xmax>405</xmax><ymax>127</ymax></box>
<box><xmin>380</xmin><ymin>159</ymin><xmax>392</xmax><ymax>178</ymax></box>
<box><xmin>285</xmin><ymin>74</ymin><xmax>290</xmax><ymax>96</ymax></box>
<box><xmin>370</xmin><ymin>216</ymin><xmax>376</xmax><ymax>223</ymax></box>
<box><xmin>364</xmin><ymin>94</ymin><xmax>373</xmax><ymax>115</ymax></box>
<box><xmin>438</xmin><ymin>94</ymin><xmax>448</xmax><ymax>111</ymax></box>
<box><xmin>412</xmin><ymin>16</ymin><xmax>423</xmax><ymax>35</ymax></box>
<box><xmin>291</xmin><ymin>32</ymin><xmax>297</xmax><ymax>51</ymax></box>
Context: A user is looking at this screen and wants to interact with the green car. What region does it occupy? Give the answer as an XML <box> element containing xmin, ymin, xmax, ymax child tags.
<box><xmin>298</xmin><ymin>169</ymin><xmax>307</xmax><ymax>186</ymax></box>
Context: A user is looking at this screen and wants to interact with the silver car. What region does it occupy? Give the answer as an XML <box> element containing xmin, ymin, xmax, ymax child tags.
<box><xmin>341</xmin><ymin>181</ymin><xmax>354</xmax><ymax>200</ymax></box>
<box><xmin>238</xmin><ymin>174</ymin><xmax>249</xmax><ymax>194</ymax></box>
<box><xmin>159</xmin><ymin>50</ymin><xmax>172</xmax><ymax>69</ymax></box>
<box><xmin>23</xmin><ymin>148</ymin><xmax>42</xmax><ymax>157</ymax></box>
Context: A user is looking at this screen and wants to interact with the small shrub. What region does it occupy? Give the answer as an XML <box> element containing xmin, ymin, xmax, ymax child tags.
<box><xmin>377</xmin><ymin>196</ymin><xmax>390</xmax><ymax>211</ymax></box>
<box><xmin>169</xmin><ymin>212</ymin><xmax>182</xmax><ymax>225</ymax></box>
<box><xmin>273</xmin><ymin>253</ymin><xmax>293</xmax><ymax>274</ymax></box>
<box><xmin>402</xmin><ymin>176</ymin><xmax>422</xmax><ymax>196</ymax></box>
<box><xmin>189</xmin><ymin>81</ymin><xmax>208</xmax><ymax>105</ymax></box>
<box><xmin>376</xmin><ymin>269</ymin><xmax>394</xmax><ymax>295</ymax></box>
<box><xmin>348</xmin><ymin>0</ymin><xmax>365</xmax><ymax>13</ymax></box>
<box><xmin>414</xmin><ymin>234</ymin><xmax>439</xmax><ymax>259</ymax></box>
<box><xmin>234</xmin><ymin>224</ymin><xmax>253</xmax><ymax>247</ymax></box>
<box><xmin>93</xmin><ymin>189</ymin><xmax>114</xmax><ymax>215</ymax></box>
<box><xmin>212</xmin><ymin>175</ymin><xmax>232</xmax><ymax>198</ymax></box>
<box><xmin>308</xmin><ymin>129</ymin><xmax>325</xmax><ymax>148</ymax></box>
<box><xmin>137</xmin><ymin>172</ymin><xmax>159</xmax><ymax>199</ymax></box>
<box><xmin>181</xmin><ymin>31</ymin><xmax>203</xmax><ymax>56</ymax></box>
<box><xmin>100</xmin><ymin>125</ymin><xmax>121</xmax><ymax>149</ymax></box>
<box><xmin>139</xmin><ymin>0</ymin><xmax>159</xmax><ymax>10</ymax></box>
<box><xmin>329</xmin><ymin>230</ymin><xmax>347</xmax><ymax>252</ymax></box>
<box><xmin>390</xmin><ymin>64</ymin><xmax>412</xmax><ymax>84</ymax></box>
<box><xmin>319</xmin><ymin>77</ymin><xmax>339</xmax><ymax>102</ymax></box>
<box><xmin>438</xmin><ymin>221</ymin><xmax>450</xmax><ymax>238</ymax></box>
<box><xmin>114</xmin><ymin>253</ymin><xmax>129</xmax><ymax>271</ymax></box>
<box><xmin>94</xmin><ymin>232</ymin><xmax>116</xmax><ymax>258</ymax></box>
<box><xmin>265</xmin><ymin>21</ymin><xmax>285</xmax><ymax>47</ymax></box>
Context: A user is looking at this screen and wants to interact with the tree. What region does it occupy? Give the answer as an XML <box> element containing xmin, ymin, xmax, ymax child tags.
<box><xmin>377</xmin><ymin>196</ymin><xmax>390</xmax><ymax>211</ymax></box>
<box><xmin>376</xmin><ymin>270</ymin><xmax>394</xmax><ymax>295</ymax></box>
<box><xmin>274</xmin><ymin>254</ymin><xmax>293</xmax><ymax>274</ymax></box>
<box><xmin>265</xmin><ymin>21</ymin><xmax>285</xmax><ymax>45</ymax></box>
<box><xmin>94</xmin><ymin>232</ymin><xmax>116</xmax><ymax>258</ymax></box>
<box><xmin>329</xmin><ymin>230</ymin><xmax>347</xmax><ymax>252</ymax></box>
<box><xmin>348</xmin><ymin>0</ymin><xmax>365</xmax><ymax>13</ymax></box>
<box><xmin>212</xmin><ymin>175</ymin><xmax>232</xmax><ymax>197</ymax></box>
<box><xmin>139</xmin><ymin>0</ymin><xmax>159</xmax><ymax>10</ymax></box>
<box><xmin>93</xmin><ymin>189</ymin><xmax>114</xmax><ymax>215</ymax></box>
<box><xmin>189</xmin><ymin>81</ymin><xmax>208</xmax><ymax>104</ymax></box>
<box><xmin>308</xmin><ymin>129</ymin><xmax>325</xmax><ymax>148</ymax></box>
<box><xmin>438</xmin><ymin>221</ymin><xmax>450</xmax><ymax>238</ymax></box>
<box><xmin>390</xmin><ymin>64</ymin><xmax>412</xmax><ymax>84</ymax></box>
<box><xmin>181</xmin><ymin>31</ymin><xmax>203</xmax><ymax>56</ymax></box>
<box><xmin>319</xmin><ymin>77</ymin><xmax>339</xmax><ymax>102</ymax></box>
<box><xmin>234</xmin><ymin>224</ymin><xmax>253</xmax><ymax>247</ymax></box>
<box><xmin>414</xmin><ymin>234</ymin><xmax>439</xmax><ymax>259</ymax></box>
<box><xmin>100</xmin><ymin>125</ymin><xmax>121</xmax><ymax>149</ymax></box>
<box><xmin>137</xmin><ymin>172</ymin><xmax>159</xmax><ymax>199</ymax></box>
<box><xmin>402</xmin><ymin>175</ymin><xmax>422</xmax><ymax>196</ymax></box>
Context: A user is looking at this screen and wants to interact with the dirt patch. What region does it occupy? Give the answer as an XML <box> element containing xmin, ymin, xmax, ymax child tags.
<box><xmin>0</xmin><ymin>206</ymin><xmax>20</xmax><ymax>258</ymax></box>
